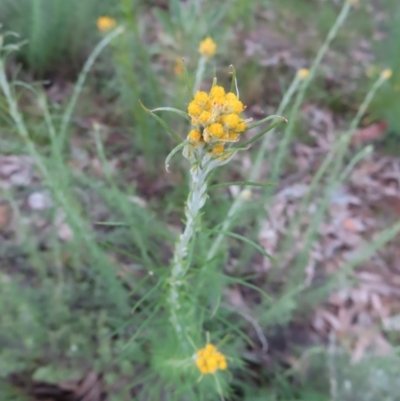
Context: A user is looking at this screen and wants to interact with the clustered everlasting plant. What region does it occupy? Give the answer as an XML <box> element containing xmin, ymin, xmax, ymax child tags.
<box><xmin>143</xmin><ymin>36</ymin><xmax>287</xmax><ymax>393</ymax></box>
<box><xmin>187</xmin><ymin>84</ymin><xmax>247</xmax><ymax>154</ymax></box>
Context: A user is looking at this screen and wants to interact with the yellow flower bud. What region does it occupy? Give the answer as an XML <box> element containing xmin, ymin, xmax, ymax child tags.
<box><xmin>97</xmin><ymin>16</ymin><xmax>116</xmax><ymax>32</ymax></box>
<box><xmin>188</xmin><ymin>129</ymin><xmax>201</xmax><ymax>142</ymax></box>
<box><xmin>212</xmin><ymin>144</ymin><xmax>225</xmax><ymax>156</ymax></box>
<box><xmin>194</xmin><ymin>91</ymin><xmax>209</xmax><ymax>105</ymax></box>
<box><xmin>210</xmin><ymin>85</ymin><xmax>225</xmax><ymax>99</ymax></box>
<box><xmin>208</xmin><ymin>123</ymin><xmax>224</xmax><ymax>138</ymax></box>
<box><xmin>199</xmin><ymin>37</ymin><xmax>217</xmax><ymax>59</ymax></box>
<box><xmin>198</xmin><ymin>110</ymin><xmax>212</xmax><ymax>124</ymax></box>
<box><xmin>188</xmin><ymin>101</ymin><xmax>202</xmax><ymax>117</ymax></box>
<box><xmin>221</xmin><ymin>113</ymin><xmax>241</xmax><ymax>129</ymax></box>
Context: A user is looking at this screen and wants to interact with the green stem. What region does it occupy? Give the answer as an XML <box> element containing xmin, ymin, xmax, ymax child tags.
<box><xmin>58</xmin><ymin>26</ymin><xmax>124</xmax><ymax>154</ymax></box>
<box><xmin>270</xmin><ymin>0</ymin><xmax>353</xmax><ymax>186</ymax></box>
<box><xmin>169</xmin><ymin>148</ymin><xmax>209</xmax><ymax>339</ymax></box>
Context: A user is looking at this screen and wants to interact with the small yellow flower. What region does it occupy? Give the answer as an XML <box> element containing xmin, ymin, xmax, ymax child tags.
<box><xmin>220</xmin><ymin>113</ymin><xmax>241</xmax><ymax>129</ymax></box>
<box><xmin>188</xmin><ymin>101</ymin><xmax>202</xmax><ymax>117</ymax></box>
<box><xmin>212</xmin><ymin>144</ymin><xmax>225</xmax><ymax>156</ymax></box>
<box><xmin>97</xmin><ymin>16</ymin><xmax>117</xmax><ymax>32</ymax></box>
<box><xmin>194</xmin><ymin>91</ymin><xmax>209</xmax><ymax>105</ymax></box>
<box><xmin>297</xmin><ymin>68</ymin><xmax>309</xmax><ymax>80</ymax></box>
<box><xmin>198</xmin><ymin>110</ymin><xmax>212</xmax><ymax>125</ymax></box>
<box><xmin>195</xmin><ymin>343</ymin><xmax>227</xmax><ymax>374</ymax></box>
<box><xmin>207</xmin><ymin>123</ymin><xmax>225</xmax><ymax>139</ymax></box>
<box><xmin>381</xmin><ymin>69</ymin><xmax>393</xmax><ymax>80</ymax></box>
<box><xmin>188</xmin><ymin>129</ymin><xmax>201</xmax><ymax>142</ymax></box>
<box><xmin>199</xmin><ymin>37</ymin><xmax>217</xmax><ymax>59</ymax></box>
<box><xmin>210</xmin><ymin>85</ymin><xmax>225</xmax><ymax>99</ymax></box>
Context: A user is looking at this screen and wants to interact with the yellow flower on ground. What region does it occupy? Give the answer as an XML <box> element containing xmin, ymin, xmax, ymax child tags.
<box><xmin>97</xmin><ymin>16</ymin><xmax>116</xmax><ymax>32</ymax></box>
<box><xmin>186</xmin><ymin>83</ymin><xmax>248</xmax><ymax>156</ymax></box>
<box><xmin>195</xmin><ymin>344</ymin><xmax>227</xmax><ymax>374</ymax></box>
<box><xmin>199</xmin><ymin>37</ymin><xmax>217</xmax><ymax>59</ymax></box>
<box><xmin>297</xmin><ymin>68</ymin><xmax>309</xmax><ymax>80</ymax></box>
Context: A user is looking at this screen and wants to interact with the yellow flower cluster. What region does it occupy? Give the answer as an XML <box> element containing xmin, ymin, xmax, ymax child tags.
<box><xmin>196</xmin><ymin>344</ymin><xmax>227</xmax><ymax>374</ymax></box>
<box><xmin>187</xmin><ymin>85</ymin><xmax>246</xmax><ymax>155</ymax></box>
<box><xmin>199</xmin><ymin>37</ymin><xmax>216</xmax><ymax>59</ymax></box>
<box><xmin>97</xmin><ymin>16</ymin><xmax>116</xmax><ymax>32</ymax></box>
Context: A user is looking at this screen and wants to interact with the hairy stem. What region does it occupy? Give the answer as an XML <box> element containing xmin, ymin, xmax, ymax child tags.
<box><xmin>169</xmin><ymin>153</ymin><xmax>209</xmax><ymax>338</ymax></box>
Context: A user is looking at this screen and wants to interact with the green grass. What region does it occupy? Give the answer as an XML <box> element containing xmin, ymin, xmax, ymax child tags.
<box><xmin>0</xmin><ymin>0</ymin><xmax>116</xmax><ymax>76</ymax></box>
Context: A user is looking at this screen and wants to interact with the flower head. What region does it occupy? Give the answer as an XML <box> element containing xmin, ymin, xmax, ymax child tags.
<box><xmin>195</xmin><ymin>344</ymin><xmax>227</xmax><ymax>374</ymax></box>
<box><xmin>199</xmin><ymin>37</ymin><xmax>217</xmax><ymax>59</ymax></box>
<box><xmin>297</xmin><ymin>68</ymin><xmax>309</xmax><ymax>80</ymax></box>
<box><xmin>97</xmin><ymin>16</ymin><xmax>116</xmax><ymax>32</ymax></box>
<box><xmin>187</xmin><ymin>83</ymin><xmax>247</xmax><ymax>156</ymax></box>
<box><xmin>381</xmin><ymin>69</ymin><xmax>393</xmax><ymax>80</ymax></box>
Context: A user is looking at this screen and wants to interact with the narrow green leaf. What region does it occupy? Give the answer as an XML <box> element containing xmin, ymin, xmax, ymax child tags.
<box><xmin>245</xmin><ymin>114</ymin><xmax>287</xmax><ymax>131</ymax></box>
<box><xmin>205</xmin><ymin>229</ymin><xmax>275</xmax><ymax>262</ymax></box>
<box><xmin>237</xmin><ymin>119</ymin><xmax>286</xmax><ymax>149</ymax></box>
<box><xmin>208</xmin><ymin>181</ymin><xmax>276</xmax><ymax>191</ymax></box>
<box><xmin>150</xmin><ymin>106</ymin><xmax>190</xmax><ymax>121</ymax></box>
<box><xmin>181</xmin><ymin>58</ymin><xmax>192</xmax><ymax>95</ymax></box>
<box><xmin>229</xmin><ymin>64</ymin><xmax>238</xmax><ymax>96</ymax></box>
<box><xmin>165</xmin><ymin>140</ymin><xmax>188</xmax><ymax>171</ymax></box>
<box><xmin>139</xmin><ymin>100</ymin><xmax>182</xmax><ymax>143</ymax></box>
<box><xmin>95</xmin><ymin>221</ymin><xmax>129</xmax><ymax>226</ymax></box>
<box><xmin>224</xmin><ymin>275</ymin><xmax>273</xmax><ymax>302</ymax></box>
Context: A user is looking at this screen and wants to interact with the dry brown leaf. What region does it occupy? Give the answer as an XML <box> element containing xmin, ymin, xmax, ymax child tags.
<box><xmin>75</xmin><ymin>372</ymin><xmax>105</xmax><ymax>401</ymax></box>
<box><xmin>351</xmin><ymin>121</ymin><xmax>388</xmax><ymax>145</ymax></box>
<box><xmin>0</xmin><ymin>201</ymin><xmax>12</xmax><ymax>229</ymax></box>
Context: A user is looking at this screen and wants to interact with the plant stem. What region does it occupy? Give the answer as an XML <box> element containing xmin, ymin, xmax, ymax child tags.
<box><xmin>193</xmin><ymin>56</ymin><xmax>206</xmax><ymax>94</ymax></box>
<box><xmin>206</xmin><ymin>0</ymin><xmax>354</xmax><ymax>263</ymax></box>
<box><xmin>270</xmin><ymin>0</ymin><xmax>353</xmax><ymax>186</ymax></box>
<box><xmin>58</xmin><ymin>26</ymin><xmax>125</xmax><ymax>155</ymax></box>
<box><xmin>169</xmin><ymin>152</ymin><xmax>209</xmax><ymax>338</ymax></box>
